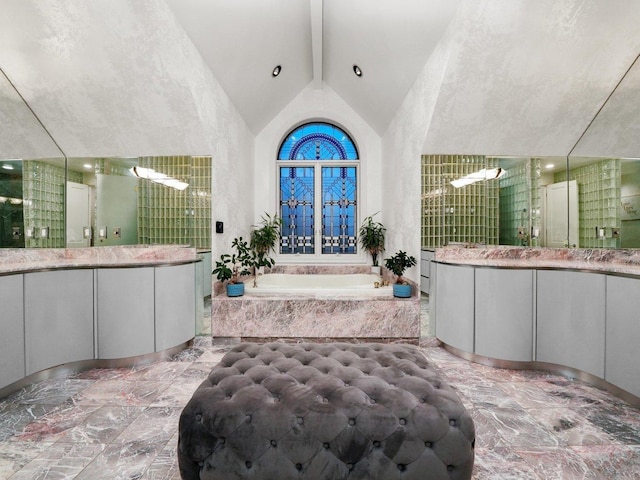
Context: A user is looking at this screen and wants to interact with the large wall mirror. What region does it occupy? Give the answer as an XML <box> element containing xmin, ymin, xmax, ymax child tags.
<box><xmin>0</xmin><ymin>156</ymin><xmax>212</xmax><ymax>249</ymax></box>
<box><xmin>421</xmin><ymin>155</ymin><xmax>640</xmax><ymax>249</ymax></box>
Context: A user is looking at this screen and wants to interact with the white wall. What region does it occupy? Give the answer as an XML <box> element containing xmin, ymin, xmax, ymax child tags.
<box><xmin>254</xmin><ymin>84</ymin><xmax>382</xmax><ymax>264</ymax></box>
<box><xmin>0</xmin><ymin>0</ymin><xmax>255</xmax><ymax>260</ymax></box>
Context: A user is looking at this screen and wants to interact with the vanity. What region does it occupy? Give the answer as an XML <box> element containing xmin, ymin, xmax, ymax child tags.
<box><xmin>431</xmin><ymin>246</ymin><xmax>640</xmax><ymax>406</ymax></box>
<box><xmin>0</xmin><ymin>245</ymin><xmax>203</xmax><ymax>397</ymax></box>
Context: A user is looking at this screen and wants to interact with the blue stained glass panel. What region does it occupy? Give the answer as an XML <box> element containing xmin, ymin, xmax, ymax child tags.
<box><xmin>280</xmin><ymin>167</ymin><xmax>315</xmax><ymax>254</ymax></box>
<box><xmin>278</xmin><ymin>122</ymin><xmax>358</xmax><ymax>160</ymax></box>
<box><xmin>322</xmin><ymin>166</ymin><xmax>357</xmax><ymax>254</ymax></box>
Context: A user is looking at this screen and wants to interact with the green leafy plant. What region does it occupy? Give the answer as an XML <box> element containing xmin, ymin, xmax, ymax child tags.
<box><xmin>212</xmin><ymin>237</ymin><xmax>252</xmax><ymax>284</ymax></box>
<box><xmin>249</xmin><ymin>213</ymin><xmax>282</xmax><ymax>286</ymax></box>
<box><xmin>384</xmin><ymin>250</ymin><xmax>417</xmax><ymax>284</ymax></box>
<box><xmin>358</xmin><ymin>213</ymin><xmax>386</xmax><ymax>266</ymax></box>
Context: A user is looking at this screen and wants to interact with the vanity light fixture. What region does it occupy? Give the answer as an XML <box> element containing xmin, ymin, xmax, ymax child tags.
<box><xmin>353</xmin><ymin>65</ymin><xmax>362</xmax><ymax>77</ymax></box>
<box><xmin>450</xmin><ymin>167</ymin><xmax>505</xmax><ymax>188</ymax></box>
<box><xmin>272</xmin><ymin>65</ymin><xmax>282</xmax><ymax>77</ymax></box>
<box><xmin>131</xmin><ymin>166</ymin><xmax>189</xmax><ymax>191</ymax></box>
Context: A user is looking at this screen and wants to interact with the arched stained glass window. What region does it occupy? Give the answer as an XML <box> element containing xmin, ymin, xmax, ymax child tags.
<box><xmin>277</xmin><ymin>122</ymin><xmax>359</xmax><ymax>255</ymax></box>
<box><xmin>278</xmin><ymin>122</ymin><xmax>358</xmax><ymax>160</ymax></box>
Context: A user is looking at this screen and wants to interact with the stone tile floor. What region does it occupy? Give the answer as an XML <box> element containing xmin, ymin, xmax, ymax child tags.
<box><xmin>0</xmin><ymin>297</ymin><xmax>639</xmax><ymax>479</ymax></box>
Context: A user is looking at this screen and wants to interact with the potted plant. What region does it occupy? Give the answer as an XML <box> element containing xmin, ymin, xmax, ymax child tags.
<box><xmin>249</xmin><ymin>213</ymin><xmax>281</xmax><ymax>285</ymax></box>
<box><xmin>212</xmin><ymin>237</ymin><xmax>252</xmax><ymax>296</ymax></box>
<box><xmin>359</xmin><ymin>213</ymin><xmax>386</xmax><ymax>274</ymax></box>
<box><xmin>384</xmin><ymin>250</ymin><xmax>417</xmax><ymax>298</ymax></box>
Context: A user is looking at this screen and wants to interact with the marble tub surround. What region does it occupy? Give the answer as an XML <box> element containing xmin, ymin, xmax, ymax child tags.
<box><xmin>2</xmin><ymin>335</ymin><xmax>640</xmax><ymax>479</ymax></box>
<box><xmin>211</xmin><ymin>265</ymin><xmax>420</xmax><ymax>342</ymax></box>
<box><xmin>436</xmin><ymin>246</ymin><xmax>640</xmax><ymax>275</ymax></box>
<box><xmin>211</xmin><ymin>295</ymin><xmax>420</xmax><ymax>341</ymax></box>
<box><xmin>0</xmin><ymin>245</ymin><xmax>197</xmax><ymax>274</ymax></box>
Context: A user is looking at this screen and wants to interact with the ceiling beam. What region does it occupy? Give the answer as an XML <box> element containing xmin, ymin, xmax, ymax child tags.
<box><xmin>310</xmin><ymin>0</ymin><xmax>323</xmax><ymax>89</ymax></box>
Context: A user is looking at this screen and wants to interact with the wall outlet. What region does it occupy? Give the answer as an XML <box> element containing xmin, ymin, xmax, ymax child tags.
<box><xmin>112</xmin><ymin>227</ymin><xmax>121</xmax><ymax>239</ymax></box>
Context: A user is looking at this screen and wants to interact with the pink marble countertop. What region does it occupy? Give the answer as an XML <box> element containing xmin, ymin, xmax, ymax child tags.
<box><xmin>0</xmin><ymin>245</ymin><xmax>198</xmax><ymax>274</ymax></box>
<box><xmin>435</xmin><ymin>246</ymin><xmax>640</xmax><ymax>276</ymax></box>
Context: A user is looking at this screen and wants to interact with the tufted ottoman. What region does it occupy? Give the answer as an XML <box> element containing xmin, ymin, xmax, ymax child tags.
<box><xmin>178</xmin><ymin>343</ymin><xmax>475</xmax><ymax>479</ymax></box>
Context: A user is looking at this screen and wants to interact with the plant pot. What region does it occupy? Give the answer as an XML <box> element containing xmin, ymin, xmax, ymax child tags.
<box><xmin>226</xmin><ymin>282</ymin><xmax>245</xmax><ymax>297</ymax></box>
<box><xmin>371</xmin><ymin>265</ymin><xmax>381</xmax><ymax>275</ymax></box>
<box><xmin>392</xmin><ymin>283</ymin><xmax>412</xmax><ymax>298</ymax></box>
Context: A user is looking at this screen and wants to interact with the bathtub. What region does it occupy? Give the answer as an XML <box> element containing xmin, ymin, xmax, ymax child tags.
<box><xmin>211</xmin><ymin>265</ymin><xmax>420</xmax><ymax>341</ymax></box>
<box><xmin>244</xmin><ymin>273</ymin><xmax>391</xmax><ymax>297</ymax></box>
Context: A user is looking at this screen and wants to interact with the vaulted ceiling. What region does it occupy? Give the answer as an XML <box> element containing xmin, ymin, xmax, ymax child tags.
<box><xmin>165</xmin><ymin>0</ymin><xmax>461</xmax><ymax>135</ymax></box>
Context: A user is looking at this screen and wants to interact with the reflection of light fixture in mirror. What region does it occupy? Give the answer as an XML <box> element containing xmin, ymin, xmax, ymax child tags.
<box><xmin>131</xmin><ymin>166</ymin><xmax>189</xmax><ymax>191</ymax></box>
<box><xmin>83</xmin><ymin>164</ymin><xmax>92</xmax><ymax>170</ymax></box>
<box><xmin>450</xmin><ymin>167</ymin><xmax>505</xmax><ymax>188</ymax></box>
<box><xmin>0</xmin><ymin>196</ymin><xmax>23</xmax><ymax>204</ymax></box>
<box><xmin>545</xmin><ymin>163</ymin><xmax>555</xmax><ymax>170</ymax></box>
<box><xmin>2</xmin><ymin>164</ymin><xmax>14</xmax><ymax>170</ymax></box>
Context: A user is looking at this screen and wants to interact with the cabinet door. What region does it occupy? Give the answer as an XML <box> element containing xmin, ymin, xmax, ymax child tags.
<box><xmin>155</xmin><ymin>263</ymin><xmax>196</xmax><ymax>351</ymax></box>
<box><xmin>536</xmin><ymin>270</ymin><xmax>605</xmax><ymax>377</ymax></box>
<box><xmin>476</xmin><ymin>269</ymin><xmax>534</xmax><ymax>361</ymax></box>
<box><xmin>97</xmin><ymin>268</ymin><xmax>155</xmax><ymax>359</ymax></box>
<box><xmin>434</xmin><ymin>263</ymin><xmax>475</xmax><ymax>352</ymax></box>
<box><xmin>605</xmin><ymin>276</ymin><xmax>640</xmax><ymax>397</ymax></box>
<box><xmin>24</xmin><ymin>270</ymin><xmax>94</xmax><ymax>375</ymax></box>
<box><xmin>0</xmin><ymin>275</ymin><xmax>25</xmax><ymax>388</ymax></box>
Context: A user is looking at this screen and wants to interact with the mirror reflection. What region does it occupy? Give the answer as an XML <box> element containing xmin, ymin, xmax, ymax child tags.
<box><xmin>0</xmin><ymin>156</ymin><xmax>211</xmax><ymax>249</ymax></box>
<box><xmin>421</xmin><ymin>155</ymin><xmax>639</xmax><ymax>249</ymax></box>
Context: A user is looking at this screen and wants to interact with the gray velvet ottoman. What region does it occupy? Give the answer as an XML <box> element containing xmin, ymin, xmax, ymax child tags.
<box><xmin>178</xmin><ymin>343</ymin><xmax>475</xmax><ymax>479</ymax></box>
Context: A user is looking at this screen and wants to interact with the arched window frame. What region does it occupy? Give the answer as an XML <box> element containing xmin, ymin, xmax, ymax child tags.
<box><xmin>277</xmin><ymin>122</ymin><xmax>360</xmax><ymax>257</ymax></box>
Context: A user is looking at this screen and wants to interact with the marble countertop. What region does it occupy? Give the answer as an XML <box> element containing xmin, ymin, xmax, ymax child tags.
<box><xmin>0</xmin><ymin>245</ymin><xmax>198</xmax><ymax>275</ymax></box>
<box><xmin>434</xmin><ymin>246</ymin><xmax>640</xmax><ymax>277</ymax></box>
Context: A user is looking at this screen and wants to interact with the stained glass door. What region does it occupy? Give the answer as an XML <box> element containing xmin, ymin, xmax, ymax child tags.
<box><xmin>322</xmin><ymin>166</ymin><xmax>357</xmax><ymax>254</ymax></box>
<box><xmin>280</xmin><ymin>166</ymin><xmax>315</xmax><ymax>254</ymax></box>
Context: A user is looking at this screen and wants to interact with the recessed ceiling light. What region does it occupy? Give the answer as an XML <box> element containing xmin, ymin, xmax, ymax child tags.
<box><xmin>272</xmin><ymin>65</ymin><xmax>282</xmax><ymax>77</ymax></box>
<box><xmin>353</xmin><ymin>65</ymin><xmax>362</xmax><ymax>77</ymax></box>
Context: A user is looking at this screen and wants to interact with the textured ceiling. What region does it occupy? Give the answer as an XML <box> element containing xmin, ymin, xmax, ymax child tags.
<box><xmin>165</xmin><ymin>0</ymin><xmax>462</xmax><ymax>135</ymax></box>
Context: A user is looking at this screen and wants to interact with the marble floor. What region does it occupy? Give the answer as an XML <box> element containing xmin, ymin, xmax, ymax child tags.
<box><xmin>1</xmin><ymin>298</ymin><xmax>639</xmax><ymax>479</ymax></box>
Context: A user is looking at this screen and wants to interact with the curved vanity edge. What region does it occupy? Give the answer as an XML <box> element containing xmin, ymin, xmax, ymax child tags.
<box><xmin>0</xmin><ymin>258</ymin><xmax>202</xmax><ymax>277</ymax></box>
<box><xmin>0</xmin><ymin>340</ymin><xmax>194</xmax><ymax>401</ymax></box>
<box><xmin>440</xmin><ymin>342</ymin><xmax>640</xmax><ymax>409</ymax></box>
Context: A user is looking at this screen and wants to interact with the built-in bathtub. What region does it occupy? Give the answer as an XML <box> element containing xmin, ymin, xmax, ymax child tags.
<box><xmin>211</xmin><ymin>265</ymin><xmax>420</xmax><ymax>343</ymax></box>
<box><xmin>244</xmin><ymin>273</ymin><xmax>392</xmax><ymax>297</ymax></box>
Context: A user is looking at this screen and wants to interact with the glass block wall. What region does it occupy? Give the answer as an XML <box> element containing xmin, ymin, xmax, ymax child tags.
<box><xmin>498</xmin><ymin>158</ymin><xmax>542</xmax><ymax>247</ymax></box>
<box><xmin>22</xmin><ymin>160</ymin><xmax>82</xmax><ymax>248</ymax></box>
<box><xmin>421</xmin><ymin>155</ymin><xmax>499</xmax><ymax>248</ymax></box>
<box><xmin>555</xmin><ymin>158</ymin><xmax>621</xmax><ymax>249</ymax></box>
<box><xmin>137</xmin><ymin>156</ymin><xmax>211</xmax><ymax>249</ymax></box>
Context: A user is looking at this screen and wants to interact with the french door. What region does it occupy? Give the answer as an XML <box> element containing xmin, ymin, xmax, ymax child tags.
<box><xmin>279</xmin><ymin>163</ymin><xmax>357</xmax><ymax>256</ymax></box>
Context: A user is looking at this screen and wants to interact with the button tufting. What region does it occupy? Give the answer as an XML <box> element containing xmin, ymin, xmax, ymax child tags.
<box><xmin>246</xmin><ymin>414</ymin><xmax>252</xmax><ymax>423</ymax></box>
<box><xmin>271</xmin><ymin>440</ymin><xmax>277</xmax><ymax>447</ymax></box>
<box><xmin>195</xmin><ymin>414</ymin><xmax>202</xmax><ymax>422</ymax></box>
<box><xmin>398</xmin><ymin>464</ymin><xmax>406</xmax><ymax>471</ymax></box>
<box><xmin>323</xmin><ymin>442</ymin><xmax>330</xmax><ymax>449</ymax></box>
<box><xmin>245</xmin><ymin>461</ymin><xmax>252</xmax><ymax>469</ymax></box>
<box><xmin>297</xmin><ymin>417</ymin><xmax>304</xmax><ymax>425</ymax></box>
<box><xmin>295</xmin><ymin>463</ymin><xmax>303</xmax><ymax>471</ymax></box>
<box><xmin>425</xmin><ymin>441</ymin><xmax>432</xmax><ymax>448</ymax></box>
<box><xmin>373</xmin><ymin>441</ymin><xmax>381</xmax><ymax>448</ymax></box>
<box><xmin>399</xmin><ymin>418</ymin><xmax>406</xmax><ymax>425</ymax></box>
<box><xmin>348</xmin><ymin>418</ymin><xmax>356</xmax><ymax>426</ymax></box>
<box><xmin>449</xmin><ymin>419</ymin><xmax>456</xmax><ymax>426</ymax></box>
<box><xmin>447</xmin><ymin>465</ymin><xmax>454</xmax><ymax>471</ymax></box>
